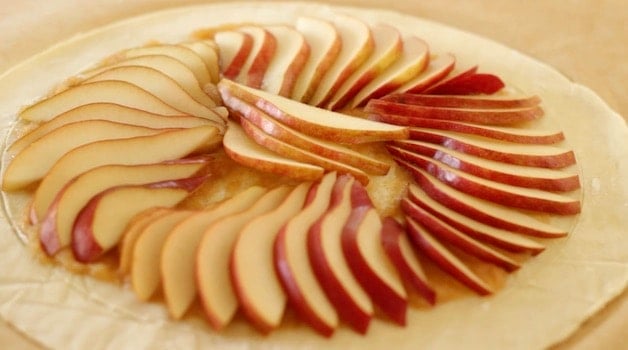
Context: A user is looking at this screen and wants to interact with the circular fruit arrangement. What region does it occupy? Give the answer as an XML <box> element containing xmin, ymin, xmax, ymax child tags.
<box><xmin>3</xmin><ymin>3</ymin><xmax>621</xmax><ymax>350</ymax></box>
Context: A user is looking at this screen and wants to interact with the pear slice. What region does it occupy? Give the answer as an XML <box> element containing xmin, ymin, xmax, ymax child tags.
<box><xmin>214</xmin><ymin>31</ymin><xmax>253</xmax><ymax>80</ymax></box>
<box><xmin>262</xmin><ymin>25</ymin><xmax>310</xmax><ymax>97</ymax></box>
<box><xmin>235</xmin><ymin>26</ymin><xmax>277</xmax><ymax>89</ymax></box>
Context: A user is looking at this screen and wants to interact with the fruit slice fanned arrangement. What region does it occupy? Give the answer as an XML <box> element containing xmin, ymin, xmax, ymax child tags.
<box><xmin>1</xmin><ymin>10</ymin><xmax>582</xmax><ymax>339</ymax></box>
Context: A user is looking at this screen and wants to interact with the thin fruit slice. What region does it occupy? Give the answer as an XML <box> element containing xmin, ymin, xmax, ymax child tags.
<box><xmin>342</xmin><ymin>202</ymin><xmax>407</xmax><ymax>325</ymax></box>
<box><xmin>118</xmin><ymin>208</ymin><xmax>171</xmax><ymax>275</ymax></box>
<box><xmin>83</xmin><ymin>65</ymin><xmax>224</xmax><ymax>126</ymax></box>
<box><xmin>349</xmin><ymin>36</ymin><xmax>430</xmax><ymax>108</ymax></box>
<box><xmin>406</xmin><ymin>183</ymin><xmax>547</xmax><ymax>254</ymax></box>
<box><xmin>274</xmin><ymin>172</ymin><xmax>338</xmax><ymax>336</ymax></box>
<box><xmin>308</xmin><ymin>14</ymin><xmax>373</xmax><ymax>107</ymax></box>
<box><xmin>181</xmin><ymin>41</ymin><xmax>221</xmax><ymax>83</ymax></box>
<box><xmin>39</xmin><ymin>159</ymin><xmax>208</xmax><ymax>256</ymax></box>
<box><xmin>19</xmin><ymin>80</ymin><xmax>184</xmax><ymax>122</ymax></box>
<box><xmin>214</xmin><ymin>31</ymin><xmax>254</xmax><ymax>80</ymax></box>
<box><xmin>196</xmin><ymin>186</ymin><xmax>291</xmax><ymax>330</ymax></box>
<box><xmin>291</xmin><ymin>17</ymin><xmax>341</xmax><ymax>103</ymax></box>
<box><xmin>387</xmin><ymin>142</ymin><xmax>580</xmax><ymax>191</ymax></box>
<box><xmin>3</xmin><ymin>120</ymin><xmax>166</xmax><ymax>190</ymax></box>
<box><xmin>327</xmin><ymin>23</ymin><xmax>402</xmax><ymax>110</ymax></box>
<box><xmin>380</xmin><ymin>94</ymin><xmax>541</xmax><ymax>109</ymax></box>
<box><xmin>71</xmin><ymin>176</ymin><xmax>205</xmax><ymax>262</ymax></box>
<box><xmin>392</xmin><ymin>53</ymin><xmax>456</xmax><ymax>94</ymax></box>
<box><xmin>8</xmin><ymin>103</ymin><xmax>208</xmax><ymax>155</ymax></box>
<box><xmin>222</xmin><ymin>120</ymin><xmax>324</xmax><ymax>181</ymax></box>
<box><xmin>218</xmin><ymin>79</ymin><xmax>409</xmax><ymax>144</ymax></box>
<box><xmin>262</xmin><ymin>25</ymin><xmax>310</xmax><ymax>97</ymax></box>
<box><xmin>160</xmin><ymin>186</ymin><xmax>267</xmax><ymax>320</ymax></box>
<box><xmin>31</xmin><ymin>126</ymin><xmax>221</xmax><ymax>222</ymax></box>
<box><xmin>394</xmin><ymin>129</ymin><xmax>576</xmax><ymax>168</ymax></box>
<box><xmin>401</xmin><ymin>164</ymin><xmax>568</xmax><ymax>237</ymax></box>
<box><xmin>223</xmin><ymin>94</ymin><xmax>389</xmax><ymax>175</ymax></box>
<box><xmin>380</xmin><ymin>217</ymin><xmax>436</xmax><ymax>304</ymax></box>
<box><xmin>131</xmin><ymin>210</ymin><xmax>196</xmax><ymax>301</ymax></box>
<box><xmin>231</xmin><ymin>183</ymin><xmax>311</xmax><ymax>333</ymax></box>
<box><xmin>236</xmin><ymin>26</ymin><xmax>277</xmax><ymax>89</ymax></box>
<box><xmin>406</xmin><ymin>217</ymin><xmax>494</xmax><ymax>296</ymax></box>
<box><xmin>80</xmin><ymin>54</ymin><xmax>218</xmax><ymax>107</ymax></box>
<box><xmin>307</xmin><ymin>175</ymin><xmax>373</xmax><ymax>334</ymax></box>
<box><xmin>365</xmin><ymin>99</ymin><xmax>544</xmax><ymax>126</ymax></box>
<box><xmin>402</xmin><ymin>198</ymin><xmax>520</xmax><ymax>272</ymax></box>
<box><xmin>239</xmin><ymin>118</ymin><xmax>370</xmax><ymax>184</ymax></box>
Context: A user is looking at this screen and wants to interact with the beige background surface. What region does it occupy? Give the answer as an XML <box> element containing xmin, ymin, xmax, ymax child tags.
<box><xmin>0</xmin><ymin>1</ymin><xmax>626</xmax><ymax>349</ymax></box>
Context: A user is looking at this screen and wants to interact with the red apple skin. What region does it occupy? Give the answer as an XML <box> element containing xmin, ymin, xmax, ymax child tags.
<box><xmin>307</xmin><ymin>174</ymin><xmax>371</xmax><ymax>334</ymax></box>
<box><xmin>400</xmin><ymin>53</ymin><xmax>456</xmax><ymax>95</ymax></box>
<box><xmin>391</xmin><ymin>153</ymin><xmax>581</xmax><ymax>215</ymax></box>
<box><xmin>387</xmin><ymin>144</ymin><xmax>580</xmax><ymax>192</ymax></box>
<box><xmin>71</xmin><ymin>176</ymin><xmax>206</xmax><ymax>263</ymax></box>
<box><xmin>222</xmin><ymin>32</ymin><xmax>254</xmax><ymax>80</ymax></box>
<box><xmin>393</xmin><ymin>131</ymin><xmax>576</xmax><ymax>169</ymax></box>
<box><xmin>424</xmin><ymin>70</ymin><xmax>505</xmax><ymax>95</ymax></box>
<box><xmin>273</xmin><ymin>181</ymin><xmax>335</xmax><ymax>337</ymax></box>
<box><xmin>380</xmin><ymin>217</ymin><xmax>436</xmax><ymax>305</ymax></box>
<box><xmin>247</xmin><ymin>29</ymin><xmax>277</xmax><ymax>89</ymax></box>
<box><xmin>405</xmin><ymin>217</ymin><xmax>493</xmax><ymax>296</ymax></box>
<box><xmin>365</xmin><ymin>99</ymin><xmax>544</xmax><ymax>126</ymax></box>
<box><xmin>401</xmin><ymin>119</ymin><xmax>564</xmax><ymax>145</ymax></box>
<box><xmin>405</xmin><ymin>185</ymin><xmax>546</xmax><ymax>255</ymax></box>
<box><xmin>401</xmin><ymin>198</ymin><xmax>520</xmax><ymax>272</ymax></box>
<box><xmin>341</xmin><ymin>182</ymin><xmax>407</xmax><ymax>326</ymax></box>
<box><xmin>380</xmin><ymin>94</ymin><xmax>541</xmax><ymax>109</ymax></box>
<box><xmin>399</xmin><ymin>163</ymin><xmax>567</xmax><ymax>238</ymax></box>
<box><xmin>421</xmin><ymin>66</ymin><xmax>477</xmax><ymax>94</ymax></box>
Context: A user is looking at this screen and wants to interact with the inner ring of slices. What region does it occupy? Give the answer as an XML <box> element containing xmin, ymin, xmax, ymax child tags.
<box><xmin>1</xmin><ymin>13</ymin><xmax>581</xmax><ymax>337</ymax></box>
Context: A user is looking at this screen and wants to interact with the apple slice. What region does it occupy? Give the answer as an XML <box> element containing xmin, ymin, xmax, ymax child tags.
<box><xmin>308</xmin><ymin>14</ymin><xmax>373</xmax><ymax>107</ymax></box>
<box><xmin>39</xmin><ymin>159</ymin><xmax>209</xmax><ymax>256</ymax></box>
<box><xmin>71</xmin><ymin>176</ymin><xmax>206</xmax><ymax>263</ymax></box>
<box><xmin>402</xmin><ymin>198</ymin><xmax>520</xmax><ymax>272</ymax></box>
<box><xmin>223</xmin><ymin>95</ymin><xmax>389</xmax><ymax>175</ymax></box>
<box><xmin>131</xmin><ymin>209</ymin><xmax>196</xmax><ymax>301</ymax></box>
<box><xmin>406</xmin><ymin>217</ymin><xmax>494</xmax><ymax>296</ymax></box>
<box><xmin>8</xmin><ymin>103</ymin><xmax>210</xmax><ymax>155</ymax></box>
<box><xmin>381</xmin><ymin>94</ymin><xmax>541</xmax><ymax>109</ymax></box>
<box><xmin>83</xmin><ymin>65</ymin><xmax>225</xmax><ymax>126</ymax></box>
<box><xmin>19</xmin><ymin>80</ymin><xmax>185</xmax><ymax>122</ymax></box>
<box><xmin>380</xmin><ymin>217</ymin><xmax>436</xmax><ymax>305</ymax></box>
<box><xmin>341</xmin><ymin>194</ymin><xmax>407</xmax><ymax>326</ymax></box>
<box><xmin>291</xmin><ymin>17</ymin><xmax>341</xmax><ymax>103</ymax></box>
<box><xmin>180</xmin><ymin>41</ymin><xmax>221</xmax><ymax>83</ymax></box>
<box><xmin>2</xmin><ymin>120</ymin><xmax>166</xmax><ymax>190</ymax></box>
<box><xmin>392</xmin><ymin>151</ymin><xmax>581</xmax><ymax>215</ymax></box>
<box><xmin>231</xmin><ymin>182</ymin><xmax>311</xmax><ymax>333</ymax></box>
<box><xmin>262</xmin><ymin>25</ymin><xmax>310</xmax><ymax>97</ymax></box>
<box><xmin>222</xmin><ymin>120</ymin><xmax>324</xmax><ymax>181</ymax></box>
<box><xmin>393</xmin><ymin>129</ymin><xmax>577</xmax><ymax>168</ymax></box>
<box><xmin>398</xmin><ymin>162</ymin><xmax>568</xmax><ymax>237</ymax></box>
<box><xmin>400</xmin><ymin>119</ymin><xmax>565</xmax><ymax>145</ymax></box>
<box><xmin>218</xmin><ymin>79</ymin><xmax>409</xmax><ymax>144</ymax></box>
<box><xmin>31</xmin><ymin>126</ymin><xmax>221</xmax><ymax>222</ymax></box>
<box><xmin>214</xmin><ymin>30</ymin><xmax>254</xmax><ymax>80</ymax></box>
<box><xmin>392</xmin><ymin>53</ymin><xmax>456</xmax><ymax>94</ymax></box>
<box><xmin>235</xmin><ymin>26</ymin><xmax>277</xmax><ymax>89</ymax></box>
<box><xmin>161</xmin><ymin>186</ymin><xmax>267</xmax><ymax>320</ymax></box>
<box><xmin>118</xmin><ymin>207</ymin><xmax>171</xmax><ymax>275</ymax></box>
<box><xmin>196</xmin><ymin>186</ymin><xmax>291</xmax><ymax>330</ymax></box>
<box><xmin>406</xmin><ymin>183</ymin><xmax>547</xmax><ymax>254</ymax></box>
<box><xmin>274</xmin><ymin>172</ymin><xmax>338</xmax><ymax>336</ymax></box>
<box><xmin>81</xmin><ymin>54</ymin><xmax>219</xmax><ymax>108</ymax></box>
<box><xmin>348</xmin><ymin>36</ymin><xmax>430</xmax><ymax>108</ymax></box>
<box><xmin>387</xmin><ymin>142</ymin><xmax>580</xmax><ymax>191</ymax></box>
<box><xmin>365</xmin><ymin>99</ymin><xmax>544</xmax><ymax>126</ymax></box>
<box><xmin>119</xmin><ymin>44</ymin><xmax>213</xmax><ymax>87</ymax></box>
<box><xmin>238</xmin><ymin>117</ymin><xmax>370</xmax><ymax>184</ymax></box>
<box><xmin>326</xmin><ymin>23</ymin><xmax>402</xmax><ymax>111</ymax></box>
<box><xmin>424</xmin><ymin>70</ymin><xmax>505</xmax><ymax>95</ymax></box>
<box><xmin>307</xmin><ymin>175</ymin><xmax>374</xmax><ymax>334</ymax></box>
